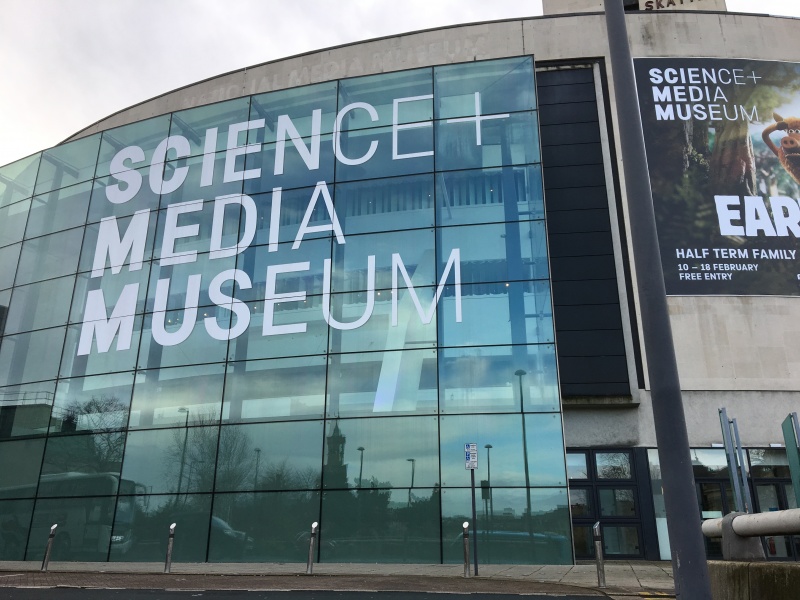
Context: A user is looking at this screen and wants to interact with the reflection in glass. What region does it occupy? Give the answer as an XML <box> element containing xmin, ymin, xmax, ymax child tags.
<box><xmin>38</xmin><ymin>432</ymin><xmax>125</xmax><ymax>496</ymax></box>
<box><xmin>109</xmin><ymin>493</ymin><xmax>211</xmax><ymax>562</ymax></box>
<box><xmin>15</xmin><ymin>227</ymin><xmax>83</xmax><ymax>286</ymax></box>
<box><xmin>60</xmin><ymin>316</ymin><xmax>143</xmax><ymax>379</ymax></box>
<box><xmin>0</xmin><ymin>499</ymin><xmax>34</xmax><ymax>559</ymax></box>
<box><xmin>51</xmin><ymin>373</ymin><xmax>133</xmax><ymax>435</ymax></box>
<box><xmin>566</xmin><ymin>453</ymin><xmax>589</xmax><ymax>480</ymax></box>
<box><xmin>26</xmin><ymin>496</ymin><xmax>115</xmax><ymax>561</ymax></box>
<box><xmin>0</xmin><ymin>380</ymin><xmax>55</xmax><ymax>439</ymax></box>
<box><xmin>0</xmin><ymin>199</ymin><xmax>31</xmax><ymax>248</ymax></box>
<box><xmin>70</xmin><ymin>266</ymin><xmax>150</xmax><ymax>325</ymax></box>
<box><xmin>598</xmin><ymin>488</ymin><xmax>636</xmax><ymax>517</ymax></box>
<box><xmin>0</xmin><ymin>327</ymin><xmax>66</xmax><ymax>386</ymax></box>
<box><xmin>137</xmin><ymin>309</ymin><xmax>230</xmax><ymax>369</ymax></box>
<box><xmin>748</xmin><ymin>448</ymin><xmax>791</xmax><ymax>478</ymax></box>
<box><xmin>157</xmin><ymin>151</ymin><xmax>244</xmax><ymax>209</ymax></box>
<box><xmin>34</xmin><ymin>135</ymin><xmax>101</xmax><ymax>195</ymax></box>
<box><xmin>338</xmin><ymin>68</ymin><xmax>432</xmax><ymax>129</ymax></box>
<box><xmin>243</xmin><ymin>134</ymin><xmax>336</xmax><ymax>195</ymax></box>
<box><xmin>335</xmin><ymin>126</ymin><xmax>433</xmax><ymax>182</ymax></box>
<box><xmin>0</xmin><ymin>243</ymin><xmax>21</xmax><ymax>290</ymax></box>
<box><xmin>602</xmin><ymin>525</ymin><xmax>640</xmax><ymax>556</ymax></box>
<box><xmin>569</xmin><ymin>488</ymin><xmax>593</xmax><ymax>517</ymax></box>
<box><xmin>26</xmin><ymin>182</ymin><xmax>92</xmax><ymax>238</ymax></box>
<box><xmin>0</xmin><ymin>438</ymin><xmax>46</xmax><ymax>499</ymax></box>
<box><xmin>0</xmin><ymin>154</ymin><xmax>41</xmax><ymax>207</ymax></box>
<box><xmin>249</xmin><ymin>80</ymin><xmax>338</xmax><ymax>141</ymax></box>
<box><xmin>169</xmin><ymin>98</ymin><xmax>251</xmax><ymax>157</ymax></box>
<box><xmin>596</xmin><ymin>452</ymin><xmax>632</xmax><ymax>479</ymax></box>
<box><xmin>88</xmin><ymin>166</ymin><xmax>161</xmax><ymax>224</ymax></box>
<box><xmin>96</xmin><ymin>115</ymin><xmax>171</xmax><ymax>177</ymax></box>
<box><xmin>78</xmin><ymin>211</ymin><xmax>158</xmax><ymax>273</ymax></box>
<box><xmin>4</xmin><ymin>276</ymin><xmax>75</xmax><ymax>335</ymax></box>
<box><xmin>214</xmin><ymin>421</ymin><xmax>323</xmax><ymax>492</ymax></box>
<box><xmin>524</xmin><ymin>414</ymin><xmax>567</xmax><ymax>487</ymax></box>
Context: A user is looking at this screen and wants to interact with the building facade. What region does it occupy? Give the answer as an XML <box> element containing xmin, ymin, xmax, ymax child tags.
<box><xmin>0</xmin><ymin>5</ymin><xmax>799</xmax><ymax>564</ymax></box>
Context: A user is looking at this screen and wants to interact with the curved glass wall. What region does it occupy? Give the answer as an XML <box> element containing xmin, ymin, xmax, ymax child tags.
<box><xmin>0</xmin><ymin>56</ymin><xmax>570</xmax><ymax>564</ymax></box>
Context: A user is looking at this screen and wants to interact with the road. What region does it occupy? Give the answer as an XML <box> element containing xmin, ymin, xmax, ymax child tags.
<box><xmin>1</xmin><ymin>591</ymin><xmax>603</xmax><ymax>600</ymax></box>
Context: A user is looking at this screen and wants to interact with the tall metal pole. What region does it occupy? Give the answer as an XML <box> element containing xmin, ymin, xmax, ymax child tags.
<box><xmin>516</xmin><ymin>370</ymin><xmax>532</xmax><ymax>535</ymax></box>
<box><xmin>176</xmin><ymin>407</ymin><xmax>190</xmax><ymax>496</ymax></box>
<box><xmin>603</xmin><ymin>1</ymin><xmax>711</xmax><ymax>597</ymax></box>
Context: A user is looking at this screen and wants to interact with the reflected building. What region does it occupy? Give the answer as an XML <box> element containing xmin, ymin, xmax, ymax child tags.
<box><xmin>1</xmin><ymin>1</ymin><xmax>800</xmax><ymax>566</ymax></box>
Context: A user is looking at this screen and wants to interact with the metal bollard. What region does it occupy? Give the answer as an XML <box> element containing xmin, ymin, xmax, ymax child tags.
<box><xmin>593</xmin><ymin>521</ymin><xmax>606</xmax><ymax>588</ymax></box>
<box><xmin>40</xmin><ymin>524</ymin><xmax>58</xmax><ymax>572</ymax></box>
<box><xmin>306</xmin><ymin>521</ymin><xmax>318</xmax><ymax>575</ymax></box>
<box><xmin>164</xmin><ymin>523</ymin><xmax>176</xmax><ymax>574</ymax></box>
<box><xmin>462</xmin><ymin>521</ymin><xmax>471</xmax><ymax>578</ymax></box>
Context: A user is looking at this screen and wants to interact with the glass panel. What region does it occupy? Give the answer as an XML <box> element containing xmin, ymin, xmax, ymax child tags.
<box><xmin>441</xmin><ymin>487</ymin><xmax>571</xmax><ymax>564</ymax></box>
<box><xmin>0</xmin><ymin>243</ymin><xmax>21</xmax><ymax>290</ymax></box>
<box><xmin>691</xmin><ymin>448</ymin><xmax>731</xmax><ymax>478</ymax></box>
<box><xmin>601</xmin><ymin>525</ymin><xmax>640</xmax><ymax>556</ymax></box>
<box><xmin>322</xmin><ymin>417</ymin><xmax>438</xmax><ymax>490</ymax></box>
<box><xmin>566</xmin><ymin>453</ymin><xmax>589</xmax><ymax>480</ymax></box>
<box><xmin>4</xmin><ymin>276</ymin><xmax>75</xmax><ymax>334</ymax></box>
<box><xmin>170</xmin><ymin>97</ymin><xmax>251</xmax><ymax>157</ymax></box>
<box><xmin>335</xmin><ymin>174</ymin><xmax>435</xmax><ymax>235</ymax></box>
<box><xmin>438</xmin><ymin>281</ymin><xmax>554</xmax><ymax>347</ymax></box>
<box><xmin>109</xmin><ymin>493</ymin><xmax>211</xmax><ymax>562</ymax></box>
<box><xmin>0</xmin><ymin>327</ymin><xmax>66</xmax><ymax>386</ymax></box>
<box><xmin>326</xmin><ymin>349</ymin><xmax>436</xmax><ymax>418</ymax></box>
<box><xmin>572</xmin><ymin>525</ymin><xmax>594</xmax><ymax>559</ymax></box>
<box><xmin>330</xmin><ymin>229</ymin><xmax>435</xmax><ymax>293</ymax></box>
<box><xmin>756</xmin><ymin>483</ymin><xmax>781</xmax><ymax>512</ymax></box>
<box><xmin>70</xmin><ymin>266</ymin><xmax>150</xmax><ymax>325</ymax></box>
<box><xmin>26</xmin><ymin>181</ymin><xmax>92</xmax><ymax>238</ymax></box>
<box><xmin>223</xmin><ymin>356</ymin><xmax>326</xmax><ymax>423</ymax></box>
<box><xmin>748</xmin><ymin>448</ymin><xmax>791</xmax><ymax>478</ymax></box>
<box><xmin>15</xmin><ymin>227</ymin><xmax>84</xmax><ymax>286</ymax></box>
<box><xmin>0</xmin><ymin>438</ymin><xmax>46</xmax><ymax>499</ymax></box>
<box><xmin>786</xmin><ymin>484</ymin><xmax>797</xmax><ymax>509</ymax></box>
<box><xmin>435</xmin><ymin>111</ymin><xmax>540</xmax><ymax>172</ymax></box>
<box><xmin>699</xmin><ymin>483</ymin><xmax>725</xmax><ymax>519</ymax></box>
<box><xmin>335</xmin><ymin>126</ymin><xmax>433</xmax><ymax>182</ymax></box>
<box><xmin>569</xmin><ymin>488</ymin><xmax>593</xmax><ymax>517</ymax></box>
<box><xmin>38</xmin><ymin>433</ymin><xmax>124</xmax><ymax>497</ymax></box>
<box><xmin>440</xmin><ymin>414</ymin><xmax>525</xmax><ymax>487</ymax></box>
<box><xmin>209</xmin><ymin>491</ymin><xmax>321</xmax><ymax>562</ymax></box>
<box><xmin>121</xmin><ymin>426</ymin><xmax>219</xmax><ymax>495</ymax></box>
<box><xmin>144</xmin><ymin>252</ymin><xmax>238</xmax><ymax>312</ymax></box>
<box><xmin>153</xmin><ymin>198</ymin><xmax>242</xmax><ymax>258</ymax></box>
<box><xmin>0</xmin><ymin>153</ymin><xmax>41</xmax><ymax>207</ymax></box>
<box><xmin>59</xmin><ymin>316</ymin><xmax>143</xmax><ymax>379</ymax></box>
<box><xmin>434</xmin><ymin>57</ymin><xmax>536</xmax><ymax>119</ymax></box>
<box><xmin>0</xmin><ymin>499</ymin><xmax>34</xmax><ymax>559</ymax></box>
<box><xmin>128</xmin><ymin>364</ymin><xmax>225</xmax><ymax>429</ymax></box>
<box><xmin>596</xmin><ymin>451</ymin><xmax>632</xmax><ymax>479</ymax></box>
<box><xmin>598</xmin><ymin>487</ymin><xmax>637</xmax><ymax>517</ymax></box>
<box><xmin>78</xmin><ymin>211</ymin><xmax>158</xmax><ymax>274</ymax></box>
<box><xmin>243</xmin><ymin>134</ymin><xmax>336</xmax><ymax>196</ymax></box>
<box><xmin>137</xmin><ymin>309</ymin><xmax>230</xmax><ymax>369</ymax></box>
<box><xmin>249</xmin><ymin>80</ymin><xmax>338</xmax><ymax>141</ymax></box>
<box><xmin>214</xmin><ymin>421</ymin><xmax>323</xmax><ymax>492</ymax></box>
<box><xmin>245</xmin><ymin>185</ymin><xmax>334</xmax><ymax>250</ymax></box>
<box><xmin>51</xmin><ymin>373</ymin><xmax>134</xmax><ymax>435</ymax></box>
<box><xmin>34</xmin><ymin>135</ymin><xmax>101</xmax><ymax>195</ymax></box>
<box><xmin>26</xmin><ymin>496</ymin><xmax>115</xmax><ymax>561</ymax></box>
<box><xmin>436</xmin><ymin>165</ymin><xmax>544</xmax><ymax>227</ymax></box>
<box><xmin>321</xmin><ymin>488</ymin><xmax>440</xmax><ymax>563</ymax></box>
<box><xmin>156</xmin><ymin>151</ymin><xmax>244</xmax><ymax>208</ymax></box>
<box><xmin>439</xmin><ymin>221</ymin><xmax>548</xmax><ymax>284</ymax></box>
<box><xmin>96</xmin><ymin>115</ymin><xmax>172</xmax><ymax>178</ymax></box>
<box><xmin>88</xmin><ymin>165</ymin><xmax>161</xmax><ymax>224</ymax></box>
<box><xmin>0</xmin><ymin>199</ymin><xmax>31</xmax><ymax>247</ymax></box>
<box><xmin>338</xmin><ymin>68</ymin><xmax>432</xmax><ymax>130</ymax></box>
<box><xmin>524</xmin><ymin>414</ymin><xmax>567</xmax><ymax>486</ymax></box>
<box><xmin>0</xmin><ymin>380</ymin><xmax>55</xmax><ymax>439</ymax></box>
<box><xmin>439</xmin><ymin>345</ymin><xmax>559</xmax><ymax>414</ymax></box>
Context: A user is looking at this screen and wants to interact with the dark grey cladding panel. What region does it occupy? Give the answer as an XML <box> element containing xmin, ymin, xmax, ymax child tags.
<box><xmin>538</xmin><ymin>82</ymin><xmax>597</xmax><ymax>105</ymax></box>
<box><xmin>551</xmin><ymin>304</ymin><xmax>623</xmax><ymax>331</ymax></box>
<box><xmin>541</xmin><ymin>143</ymin><xmax>603</xmax><ymax>169</ymax></box>
<box><xmin>539</xmin><ymin>102</ymin><xmax>600</xmax><ymax>126</ymax></box>
<box><xmin>540</xmin><ymin>122</ymin><xmax>602</xmax><ymax>147</ymax></box>
<box><xmin>552</xmin><ymin>280</ymin><xmax>621</xmax><ymax>305</ymax></box>
<box><xmin>546</xmin><ymin>209</ymin><xmax>612</xmax><ymax>235</ymax></box>
<box><xmin>544</xmin><ymin>164</ymin><xmax>606</xmax><ymax>189</ymax></box>
<box><xmin>560</xmin><ymin>381</ymin><xmax>632</xmax><ymax>396</ymax></box>
<box><xmin>548</xmin><ymin>231</ymin><xmax>615</xmax><ymax>257</ymax></box>
<box><xmin>556</xmin><ymin>331</ymin><xmax>627</xmax><ymax>357</ymax></box>
<box><xmin>543</xmin><ymin>186</ymin><xmax>608</xmax><ymax>211</ymax></box>
<box><xmin>549</xmin><ymin>255</ymin><xmax>618</xmax><ymax>281</ymax></box>
<box><xmin>537</xmin><ymin>69</ymin><xmax>594</xmax><ymax>88</ymax></box>
<box><xmin>558</xmin><ymin>357</ymin><xmax>630</xmax><ymax>382</ymax></box>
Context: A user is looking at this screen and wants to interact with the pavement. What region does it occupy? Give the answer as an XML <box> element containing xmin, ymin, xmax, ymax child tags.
<box><xmin>0</xmin><ymin>560</ymin><xmax>674</xmax><ymax>598</ymax></box>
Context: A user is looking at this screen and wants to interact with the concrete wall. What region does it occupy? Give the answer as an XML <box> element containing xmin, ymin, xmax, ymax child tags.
<box><xmin>708</xmin><ymin>561</ymin><xmax>800</xmax><ymax>600</ymax></box>
<box><xmin>542</xmin><ymin>0</ymin><xmax>728</xmax><ymax>14</ymax></box>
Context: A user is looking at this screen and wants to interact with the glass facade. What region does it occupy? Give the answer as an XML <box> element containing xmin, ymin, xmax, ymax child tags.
<box><xmin>0</xmin><ymin>57</ymin><xmax>571</xmax><ymax>564</ymax></box>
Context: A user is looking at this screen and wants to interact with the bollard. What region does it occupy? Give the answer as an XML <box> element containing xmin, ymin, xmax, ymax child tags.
<box><xmin>462</xmin><ymin>521</ymin><xmax>471</xmax><ymax>578</ymax></box>
<box><xmin>40</xmin><ymin>524</ymin><xmax>58</xmax><ymax>572</ymax></box>
<box><xmin>164</xmin><ymin>523</ymin><xmax>176</xmax><ymax>574</ymax></box>
<box><xmin>306</xmin><ymin>521</ymin><xmax>318</xmax><ymax>575</ymax></box>
<box><xmin>593</xmin><ymin>521</ymin><xmax>606</xmax><ymax>588</ymax></box>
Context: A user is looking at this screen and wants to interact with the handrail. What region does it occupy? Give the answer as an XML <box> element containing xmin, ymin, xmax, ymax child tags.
<box><xmin>702</xmin><ymin>508</ymin><xmax>800</xmax><ymax>538</ymax></box>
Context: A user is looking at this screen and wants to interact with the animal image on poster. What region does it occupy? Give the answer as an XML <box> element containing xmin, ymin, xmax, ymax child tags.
<box><xmin>634</xmin><ymin>58</ymin><xmax>800</xmax><ymax>295</ymax></box>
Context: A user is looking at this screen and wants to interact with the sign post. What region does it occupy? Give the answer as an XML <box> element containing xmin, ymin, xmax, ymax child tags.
<box><xmin>782</xmin><ymin>413</ymin><xmax>800</xmax><ymax>505</ymax></box>
<box><xmin>465</xmin><ymin>442</ymin><xmax>479</xmax><ymax>576</ymax></box>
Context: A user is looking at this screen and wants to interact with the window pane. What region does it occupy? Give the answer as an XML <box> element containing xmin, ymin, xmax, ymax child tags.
<box><xmin>436</xmin><ymin>165</ymin><xmax>544</xmax><ymax>227</ymax></box>
<box><xmin>59</xmin><ymin>316</ymin><xmax>142</xmax><ymax>378</ymax></box>
<box><xmin>121</xmin><ymin>426</ymin><xmax>219</xmax><ymax>495</ymax></box>
<box><xmin>335</xmin><ymin>126</ymin><xmax>433</xmax><ymax>182</ymax></box>
<box><xmin>156</xmin><ymin>151</ymin><xmax>244</xmax><ymax>208</ymax></box>
<box><xmin>0</xmin><ymin>438</ymin><xmax>46</xmax><ymax>499</ymax></box>
<box><xmin>691</xmin><ymin>448</ymin><xmax>732</xmax><ymax>478</ymax></box>
<box><xmin>222</xmin><ymin>356</ymin><xmax>325</xmax><ymax>423</ymax></box>
<box><xmin>249</xmin><ymin>80</ymin><xmax>338</xmax><ymax>141</ymax></box>
<box><xmin>15</xmin><ymin>227</ymin><xmax>84</xmax><ymax>286</ymax></box>
<box><xmin>209</xmin><ymin>491</ymin><xmax>321</xmax><ymax>562</ymax></box>
<box><xmin>598</xmin><ymin>487</ymin><xmax>637</xmax><ymax>517</ymax></box>
<box><xmin>569</xmin><ymin>488</ymin><xmax>593</xmax><ymax>517</ymax></box>
<box><xmin>0</xmin><ymin>243</ymin><xmax>21</xmax><ymax>291</ymax></box>
<box><xmin>602</xmin><ymin>525</ymin><xmax>640</xmax><ymax>556</ymax></box>
<box><xmin>38</xmin><ymin>433</ymin><xmax>125</xmax><ymax>497</ymax></box>
<box><xmin>79</xmin><ymin>212</ymin><xmax>158</xmax><ymax>274</ymax></box>
<box><xmin>322</xmin><ymin>417</ymin><xmax>438</xmax><ymax>490</ymax></box>
<box><xmin>4</xmin><ymin>276</ymin><xmax>75</xmax><ymax>334</ymax></box>
<box><xmin>338</xmin><ymin>68</ymin><xmax>432</xmax><ymax>130</ymax></box>
<box><xmin>0</xmin><ymin>327</ymin><xmax>66</xmax><ymax>386</ymax></box>
<box><xmin>128</xmin><ymin>364</ymin><xmax>224</xmax><ymax>429</ymax></box>
<box><xmin>321</xmin><ymin>487</ymin><xmax>440</xmax><ymax>563</ymax></box>
<box><xmin>144</xmin><ymin>252</ymin><xmax>237</xmax><ymax>313</ymax></box>
<box><xmin>70</xmin><ymin>266</ymin><xmax>150</xmax><ymax>325</ymax></box>
<box><xmin>243</xmin><ymin>134</ymin><xmax>336</xmax><ymax>195</ymax></box>
<box><xmin>109</xmin><ymin>493</ymin><xmax>211</xmax><ymax>562</ymax></box>
<box><xmin>335</xmin><ymin>174</ymin><xmax>435</xmax><ymax>235</ymax></box>
<box><xmin>0</xmin><ymin>499</ymin><xmax>34</xmax><ymax>559</ymax></box>
<box><xmin>326</xmin><ymin>349</ymin><xmax>437</xmax><ymax>417</ymax></box>
<box><xmin>214</xmin><ymin>421</ymin><xmax>323</xmax><ymax>492</ymax></box>
<box><xmin>51</xmin><ymin>372</ymin><xmax>134</xmax><ymax>435</ymax></box>
<box><xmin>26</xmin><ymin>181</ymin><xmax>92</xmax><ymax>238</ymax></box>
<box><xmin>566</xmin><ymin>453</ymin><xmax>588</xmax><ymax>480</ymax></box>
<box><xmin>96</xmin><ymin>114</ymin><xmax>172</xmax><ymax>178</ymax></box>
<box><xmin>748</xmin><ymin>448</ymin><xmax>791</xmax><ymax>478</ymax></box>
<box><xmin>27</xmin><ymin>496</ymin><xmax>115</xmax><ymax>561</ymax></box>
<box><xmin>439</xmin><ymin>344</ymin><xmax>559</xmax><ymax>414</ymax></box>
<box><xmin>153</xmin><ymin>197</ymin><xmax>242</xmax><ymax>258</ymax></box>
<box><xmin>0</xmin><ymin>380</ymin><xmax>55</xmax><ymax>439</ymax></box>
<box><xmin>525</xmin><ymin>414</ymin><xmax>567</xmax><ymax>486</ymax></box>
<box><xmin>34</xmin><ymin>135</ymin><xmax>101</xmax><ymax>195</ymax></box>
<box><xmin>0</xmin><ymin>153</ymin><xmax>41</xmax><ymax>207</ymax></box>
<box><xmin>170</xmin><ymin>97</ymin><xmax>251</xmax><ymax>157</ymax></box>
<box><xmin>88</xmin><ymin>165</ymin><xmax>161</xmax><ymax>224</ymax></box>
<box><xmin>137</xmin><ymin>309</ymin><xmax>230</xmax><ymax>369</ymax></box>
<box><xmin>596</xmin><ymin>452</ymin><xmax>632</xmax><ymax>479</ymax></box>
<box><xmin>0</xmin><ymin>199</ymin><xmax>31</xmax><ymax>248</ymax></box>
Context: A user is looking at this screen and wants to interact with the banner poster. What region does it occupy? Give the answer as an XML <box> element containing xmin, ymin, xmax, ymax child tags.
<box><xmin>634</xmin><ymin>58</ymin><xmax>800</xmax><ymax>295</ymax></box>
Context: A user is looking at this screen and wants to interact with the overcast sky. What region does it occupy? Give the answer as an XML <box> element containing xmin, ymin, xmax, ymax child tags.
<box><xmin>1</xmin><ymin>0</ymin><xmax>799</xmax><ymax>167</ymax></box>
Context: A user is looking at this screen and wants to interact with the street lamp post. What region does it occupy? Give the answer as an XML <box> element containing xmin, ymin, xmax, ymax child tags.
<box><xmin>176</xmin><ymin>407</ymin><xmax>190</xmax><ymax>496</ymax></box>
<box><xmin>485</xmin><ymin>444</ymin><xmax>494</xmax><ymax>522</ymax></box>
<box><xmin>254</xmin><ymin>447</ymin><xmax>262</xmax><ymax>490</ymax></box>
<box><xmin>357</xmin><ymin>446</ymin><xmax>365</xmax><ymax>489</ymax></box>
<box><xmin>515</xmin><ymin>370</ymin><xmax>532</xmax><ymax>535</ymax></box>
<box><xmin>407</xmin><ymin>458</ymin><xmax>416</xmax><ymax>506</ymax></box>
